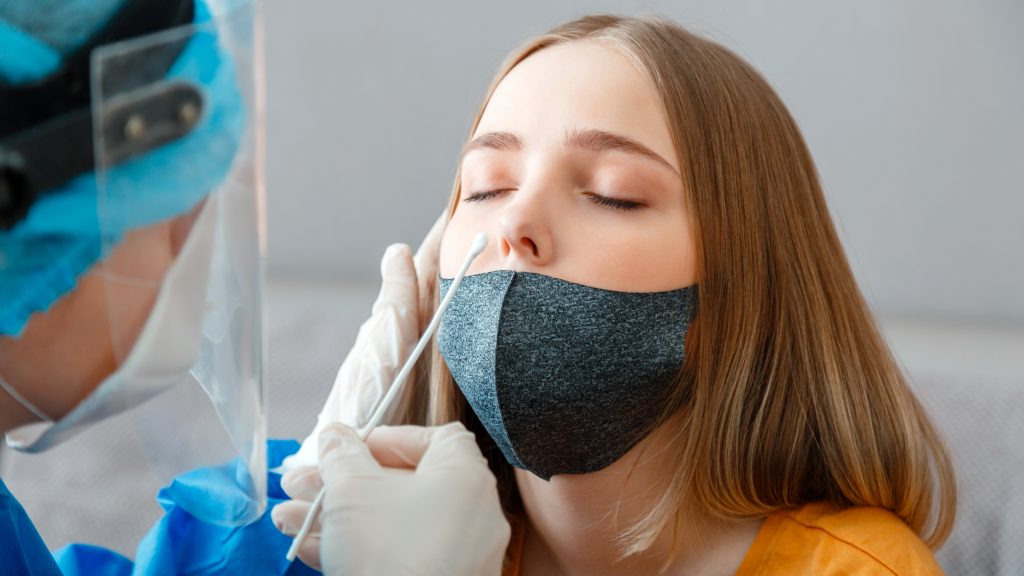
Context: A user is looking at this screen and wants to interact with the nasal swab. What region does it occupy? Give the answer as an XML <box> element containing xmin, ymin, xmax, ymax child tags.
<box><xmin>286</xmin><ymin>232</ymin><xmax>488</xmax><ymax>562</ymax></box>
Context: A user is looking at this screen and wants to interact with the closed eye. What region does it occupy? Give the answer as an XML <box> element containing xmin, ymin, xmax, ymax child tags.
<box><xmin>586</xmin><ymin>193</ymin><xmax>644</xmax><ymax>211</ymax></box>
<box><xmin>463</xmin><ymin>188</ymin><xmax>514</xmax><ymax>203</ymax></box>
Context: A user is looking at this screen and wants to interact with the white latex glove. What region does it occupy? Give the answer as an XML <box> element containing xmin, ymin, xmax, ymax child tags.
<box><xmin>282</xmin><ymin>215</ymin><xmax>445</xmax><ymax>470</ymax></box>
<box><xmin>272</xmin><ymin>422</ymin><xmax>511</xmax><ymax>575</ymax></box>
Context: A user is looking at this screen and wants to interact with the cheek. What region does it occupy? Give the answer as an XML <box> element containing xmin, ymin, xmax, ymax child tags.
<box><xmin>98</xmin><ymin>223</ymin><xmax>178</xmax><ymax>355</ymax></box>
<box><xmin>438</xmin><ymin>212</ymin><xmax>476</xmax><ymax>278</ymax></box>
<box><xmin>568</xmin><ymin>211</ymin><xmax>696</xmax><ymax>291</ymax></box>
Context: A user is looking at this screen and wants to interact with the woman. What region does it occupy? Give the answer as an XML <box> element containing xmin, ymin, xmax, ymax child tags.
<box><xmin>282</xmin><ymin>14</ymin><xmax>956</xmax><ymax>575</ymax></box>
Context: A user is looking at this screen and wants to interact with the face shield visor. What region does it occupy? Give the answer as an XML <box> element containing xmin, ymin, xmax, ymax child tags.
<box><xmin>1</xmin><ymin>0</ymin><xmax>267</xmax><ymax>528</ymax></box>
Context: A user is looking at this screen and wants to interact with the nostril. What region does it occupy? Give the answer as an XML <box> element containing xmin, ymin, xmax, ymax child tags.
<box><xmin>499</xmin><ymin>236</ymin><xmax>541</xmax><ymax>260</ymax></box>
<box><xmin>523</xmin><ymin>238</ymin><xmax>539</xmax><ymax>257</ymax></box>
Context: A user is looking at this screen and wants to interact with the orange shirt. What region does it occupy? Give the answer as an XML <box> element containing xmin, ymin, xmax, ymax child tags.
<box><xmin>505</xmin><ymin>502</ymin><xmax>943</xmax><ymax>575</ymax></box>
<box><xmin>736</xmin><ymin>502</ymin><xmax>942</xmax><ymax>575</ymax></box>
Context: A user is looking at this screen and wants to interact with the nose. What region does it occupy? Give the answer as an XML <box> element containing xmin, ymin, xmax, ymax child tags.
<box><xmin>496</xmin><ymin>191</ymin><xmax>553</xmax><ymax>268</ymax></box>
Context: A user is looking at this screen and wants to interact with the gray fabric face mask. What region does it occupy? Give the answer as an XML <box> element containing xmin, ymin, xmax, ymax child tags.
<box><xmin>438</xmin><ymin>270</ymin><xmax>697</xmax><ymax>480</ymax></box>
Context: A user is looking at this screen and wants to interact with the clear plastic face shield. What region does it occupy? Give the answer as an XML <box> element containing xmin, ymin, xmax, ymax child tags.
<box><xmin>3</xmin><ymin>1</ymin><xmax>267</xmax><ymax>527</ymax></box>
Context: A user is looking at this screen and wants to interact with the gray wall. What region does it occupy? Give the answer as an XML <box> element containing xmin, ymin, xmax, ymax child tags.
<box><xmin>263</xmin><ymin>0</ymin><xmax>1024</xmax><ymax>324</ymax></box>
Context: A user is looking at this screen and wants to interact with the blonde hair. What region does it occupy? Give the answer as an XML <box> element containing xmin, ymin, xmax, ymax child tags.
<box><xmin>402</xmin><ymin>13</ymin><xmax>956</xmax><ymax>565</ymax></box>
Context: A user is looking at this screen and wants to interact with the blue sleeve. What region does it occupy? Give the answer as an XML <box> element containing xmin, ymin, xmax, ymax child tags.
<box><xmin>53</xmin><ymin>439</ymin><xmax>321</xmax><ymax>576</ymax></box>
<box><xmin>0</xmin><ymin>478</ymin><xmax>63</xmax><ymax>576</ymax></box>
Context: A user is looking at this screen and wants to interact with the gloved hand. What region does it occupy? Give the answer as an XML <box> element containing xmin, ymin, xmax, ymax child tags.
<box><xmin>272</xmin><ymin>422</ymin><xmax>511</xmax><ymax>575</ymax></box>
<box><xmin>282</xmin><ymin>215</ymin><xmax>445</xmax><ymax>469</ymax></box>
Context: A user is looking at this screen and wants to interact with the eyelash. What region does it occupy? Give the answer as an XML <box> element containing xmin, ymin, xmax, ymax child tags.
<box><xmin>585</xmin><ymin>193</ymin><xmax>644</xmax><ymax>211</ymax></box>
<box><xmin>463</xmin><ymin>188</ymin><xmax>513</xmax><ymax>203</ymax></box>
<box><xmin>462</xmin><ymin>189</ymin><xmax>644</xmax><ymax>211</ymax></box>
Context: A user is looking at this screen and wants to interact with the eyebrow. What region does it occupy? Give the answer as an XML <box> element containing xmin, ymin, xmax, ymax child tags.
<box><xmin>460</xmin><ymin>131</ymin><xmax>523</xmax><ymax>157</ymax></box>
<box><xmin>459</xmin><ymin>128</ymin><xmax>678</xmax><ymax>175</ymax></box>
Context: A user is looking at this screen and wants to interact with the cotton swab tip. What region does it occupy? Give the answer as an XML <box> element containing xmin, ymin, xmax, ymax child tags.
<box><xmin>470</xmin><ymin>232</ymin><xmax>488</xmax><ymax>257</ymax></box>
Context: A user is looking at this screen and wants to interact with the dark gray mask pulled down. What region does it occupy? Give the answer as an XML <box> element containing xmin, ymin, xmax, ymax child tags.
<box><xmin>438</xmin><ymin>271</ymin><xmax>697</xmax><ymax>480</ymax></box>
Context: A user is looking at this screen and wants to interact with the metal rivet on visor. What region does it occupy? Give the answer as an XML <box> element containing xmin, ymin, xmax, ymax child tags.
<box><xmin>178</xmin><ymin>102</ymin><xmax>199</xmax><ymax>126</ymax></box>
<box><xmin>124</xmin><ymin>115</ymin><xmax>147</xmax><ymax>141</ymax></box>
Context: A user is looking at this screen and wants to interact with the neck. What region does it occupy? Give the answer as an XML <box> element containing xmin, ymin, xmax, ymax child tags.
<box><xmin>516</xmin><ymin>417</ymin><xmax>763</xmax><ymax>576</ymax></box>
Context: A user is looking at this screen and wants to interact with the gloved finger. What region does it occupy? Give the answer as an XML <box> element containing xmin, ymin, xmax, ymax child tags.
<box><xmin>321</xmin><ymin>299</ymin><xmax>416</xmax><ymax>434</ymax></box>
<box><xmin>352</xmin><ymin>295</ymin><xmax>418</xmax><ymax>427</ymax></box>
<box><xmin>415</xmin><ymin>422</ymin><xmax>489</xmax><ymax>474</ymax></box>
<box><xmin>372</xmin><ymin>243</ymin><xmax>418</xmax><ymax>318</ymax></box>
<box><xmin>280</xmin><ymin>465</ymin><xmax>323</xmax><ymax>502</ymax></box>
<box><xmin>318</xmin><ymin>422</ymin><xmax>383</xmax><ymax>485</ymax></box>
<box><xmin>299</xmin><ymin>244</ymin><xmax>419</xmax><ymax>448</ymax></box>
<box><xmin>363</xmin><ymin>423</ymin><xmax>482</xmax><ymax>472</ymax></box>
<box><xmin>272</xmin><ymin>501</ymin><xmax>323</xmax><ymax>570</ymax></box>
<box><xmin>359</xmin><ymin>243</ymin><xmax>420</xmax><ymax>425</ymax></box>
<box><xmin>271</xmin><ymin>500</ymin><xmax>321</xmax><ymax>538</ymax></box>
<box><xmin>293</xmin><ymin>533</ymin><xmax>322</xmax><ymax>571</ymax></box>
<box><xmin>364</xmin><ymin>425</ymin><xmax>435</xmax><ymax>469</ymax></box>
<box><xmin>413</xmin><ymin>212</ymin><xmax>446</xmax><ymax>332</ymax></box>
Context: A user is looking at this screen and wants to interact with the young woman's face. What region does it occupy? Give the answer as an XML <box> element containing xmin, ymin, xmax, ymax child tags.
<box><xmin>440</xmin><ymin>40</ymin><xmax>696</xmax><ymax>291</ymax></box>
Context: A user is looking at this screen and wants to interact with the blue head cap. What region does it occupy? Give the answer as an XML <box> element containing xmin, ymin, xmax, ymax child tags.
<box><xmin>0</xmin><ymin>0</ymin><xmax>246</xmax><ymax>337</ymax></box>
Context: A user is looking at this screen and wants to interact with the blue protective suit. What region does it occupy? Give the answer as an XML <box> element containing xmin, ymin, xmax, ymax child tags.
<box><xmin>0</xmin><ymin>478</ymin><xmax>62</xmax><ymax>575</ymax></box>
<box><xmin>0</xmin><ymin>440</ymin><xmax>319</xmax><ymax>575</ymax></box>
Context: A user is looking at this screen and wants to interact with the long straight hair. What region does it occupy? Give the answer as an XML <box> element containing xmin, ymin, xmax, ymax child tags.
<box><xmin>403</xmin><ymin>14</ymin><xmax>956</xmax><ymax>564</ymax></box>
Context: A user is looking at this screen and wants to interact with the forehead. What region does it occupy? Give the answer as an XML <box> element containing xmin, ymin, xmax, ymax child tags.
<box><xmin>475</xmin><ymin>40</ymin><xmax>678</xmax><ymax>171</ymax></box>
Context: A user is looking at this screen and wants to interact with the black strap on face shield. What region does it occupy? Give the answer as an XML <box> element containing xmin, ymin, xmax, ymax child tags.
<box><xmin>0</xmin><ymin>0</ymin><xmax>197</xmax><ymax>231</ymax></box>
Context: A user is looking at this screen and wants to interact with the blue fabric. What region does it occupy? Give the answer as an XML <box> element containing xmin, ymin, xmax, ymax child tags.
<box><xmin>0</xmin><ymin>478</ymin><xmax>63</xmax><ymax>576</ymax></box>
<box><xmin>52</xmin><ymin>439</ymin><xmax>319</xmax><ymax>576</ymax></box>
<box><xmin>0</xmin><ymin>0</ymin><xmax>246</xmax><ymax>337</ymax></box>
<box><xmin>0</xmin><ymin>19</ymin><xmax>60</xmax><ymax>83</ymax></box>
<box><xmin>0</xmin><ymin>0</ymin><xmax>123</xmax><ymax>59</ymax></box>
<box><xmin>160</xmin><ymin>456</ymin><xmax>262</xmax><ymax>528</ymax></box>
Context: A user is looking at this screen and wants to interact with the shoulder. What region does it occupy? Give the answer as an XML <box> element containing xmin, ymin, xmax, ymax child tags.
<box><xmin>737</xmin><ymin>502</ymin><xmax>943</xmax><ymax>576</ymax></box>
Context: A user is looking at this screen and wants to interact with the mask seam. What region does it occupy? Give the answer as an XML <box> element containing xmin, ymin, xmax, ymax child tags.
<box><xmin>492</xmin><ymin>270</ymin><xmax>533</xmax><ymax>474</ymax></box>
